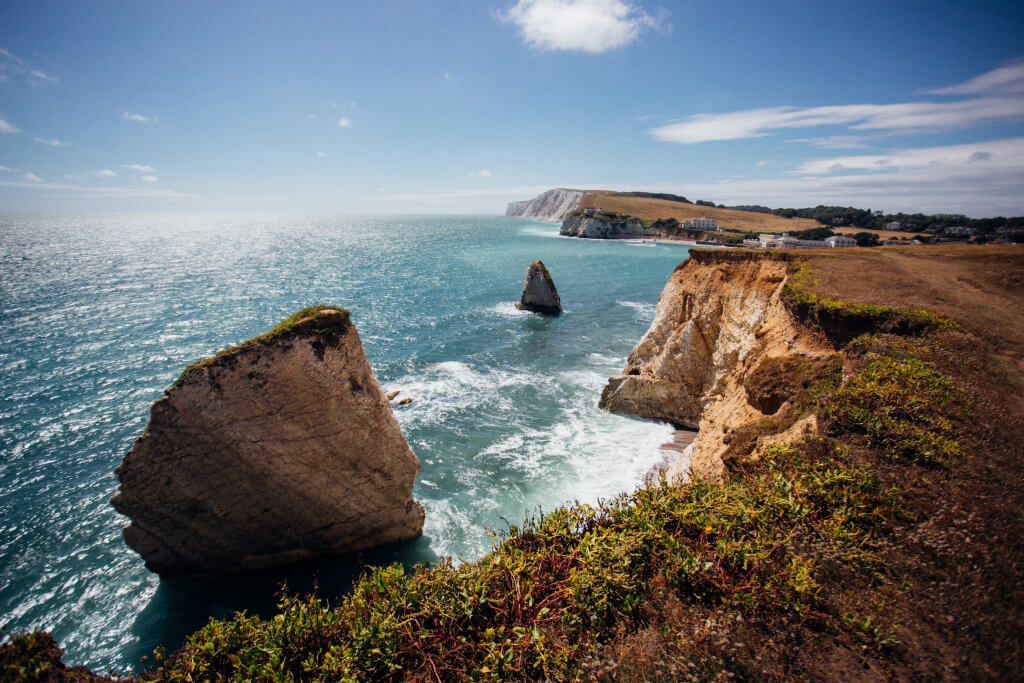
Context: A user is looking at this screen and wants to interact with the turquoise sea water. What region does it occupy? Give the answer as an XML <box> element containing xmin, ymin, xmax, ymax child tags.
<box><xmin>0</xmin><ymin>214</ymin><xmax>691</xmax><ymax>671</ymax></box>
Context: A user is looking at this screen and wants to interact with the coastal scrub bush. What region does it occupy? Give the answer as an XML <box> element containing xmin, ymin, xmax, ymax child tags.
<box><xmin>823</xmin><ymin>353</ymin><xmax>963</xmax><ymax>467</ymax></box>
<box><xmin>147</xmin><ymin>441</ymin><xmax>898</xmax><ymax>682</ymax></box>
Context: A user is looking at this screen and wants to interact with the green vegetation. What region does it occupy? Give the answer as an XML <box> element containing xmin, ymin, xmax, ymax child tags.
<box><xmin>142</xmin><ymin>439</ymin><xmax>899</xmax><ymax>681</ymax></box>
<box><xmin>851</xmin><ymin>231</ymin><xmax>881</xmax><ymax>247</ymax></box>
<box><xmin>824</xmin><ymin>344</ymin><xmax>963</xmax><ymax>467</ymax></box>
<box><xmin>791</xmin><ymin>227</ymin><xmax>836</xmax><ymax>241</ymax></box>
<box><xmin>751</xmin><ymin>204</ymin><xmax>1024</xmax><ymax>239</ymax></box>
<box><xmin>173</xmin><ymin>305</ymin><xmax>349</xmax><ymax>387</ymax></box>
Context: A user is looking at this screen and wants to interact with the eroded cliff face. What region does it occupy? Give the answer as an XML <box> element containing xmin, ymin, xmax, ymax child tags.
<box><xmin>111</xmin><ymin>307</ymin><xmax>424</xmax><ymax>577</ymax></box>
<box><xmin>600</xmin><ymin>251</ymin><xmax>829</xmax><ymax>482</ymax></box>
<box><xmin>506</xmin><ymin>188</ymin><xmax>582</xmax><ymax>223</ymax></box>
<box><xmin>560</xmin><ymin>214</ymin><xmax>656</xmax><ymax>239</ymax></box>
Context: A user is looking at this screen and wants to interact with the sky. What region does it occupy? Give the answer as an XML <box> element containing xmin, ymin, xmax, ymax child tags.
<box><xmin>1</xmin><ymin>0</ymin><xmax>1023</xmax><ymax>217</ymax></box>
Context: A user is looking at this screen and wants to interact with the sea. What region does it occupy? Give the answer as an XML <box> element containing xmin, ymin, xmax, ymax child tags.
<box><xmin>0</xmin><ymin>213</ymin><xmax>692</xmax><ymax>671</ymax></box>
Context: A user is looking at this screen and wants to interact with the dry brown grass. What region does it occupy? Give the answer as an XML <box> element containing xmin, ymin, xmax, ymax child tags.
<box><xmin>799</xmin><ymin>244</ymin><xmax>1024</xmax><ymax>363</ymax></box>
<box><xmin>581</xmin><ymin>192</ymin><xmax>823</xmax><ymax>233</ymax></box>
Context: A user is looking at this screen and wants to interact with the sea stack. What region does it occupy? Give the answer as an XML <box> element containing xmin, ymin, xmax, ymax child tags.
<box><xmin>516</xmin><ymin>260</ymin><xmax>562</xmax><ymax>314</ymax></box>
<box><xmin>110</xmin><ymin>306</ymin><xmax>425</xmax><ymax>577</ymax></box>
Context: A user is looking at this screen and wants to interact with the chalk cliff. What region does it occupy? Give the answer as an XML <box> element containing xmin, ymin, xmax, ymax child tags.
<box><xmin>111</xmin><ymin>306</ymin><xmax>424</xmax><ymax>577</ymax></box>
<box><xmin>560</xmin><ymin>213</ymin><xmax>692</xmax><ymax>240</ymax></box>
<box><xmin>561</xmin><ymin>213</ymin><xmax>655</xmax><ymax>239</ymax></box>
<box><xmin>516</xmin><ymin>260</ymin><xmax>562</xmax><ymax>314</ymax></box>
<box><xmin>600</xmin><ymin>251</ymin><xmax>829</xmax><ymax>482</ymax></box>
<box><xmin>506</xmin><ymin>188</ymin><xmax>582</xmax><ymax>223</ymax></box>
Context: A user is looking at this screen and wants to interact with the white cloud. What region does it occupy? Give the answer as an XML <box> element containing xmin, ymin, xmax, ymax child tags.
<box><xmin>650</xmin><ymin>97</ymin><xmax>1024</xmax><ymax>144</ymax></box>
<box><xmin>651</xmin><ymin>64</ymin><xmax>1024</xmax><ymax>145</ymax></box>
<box><xmin>0</xmin><ymin>178</ymin><xmax>188</xmax><ymax>198</ymax></box>
<box><xmin>0</xmin><ymin>165</ymin><xmax>10</xmax><ymax>171</ymax></box>
<box><xmin>755</xmin><ymin>160</ymin><xmax>769</xmax><ymax>167</ymax></box>
<box><xmin>0</xmin><ymin>119</ymin><xmax>20</xmax><ymax>134</ymax></box>
<box><xmin>337</xmin><ymin>117</ymin><xmax>352</xmax><ymax>127</ymax></box>
<box><xmin>140</xmin><ymin>175</ymin><xmax>159</xmax><ymax>183</ymax></box>
<box><xmin>789</xmin><ymin>137</ymin><xmax>1024</xmax><ymax>176</ymax></box>
<box><xmin>924</xmin><ymin>61</ymin><xmax>1024</xmax><ymax>96</ymax></box>
<box><xmin>788</xmin><ymin>135</ymin><xmax>870</xmax><ymax>149</ymax></box>
<box><xmin>316</xmin><ymin>151</ymin><xmax>328</xmax><ymax>158</ymax></box>
<box><xmin>94</xmin><ymin>169</ymin><xmax>117</xmax><ymax>177</ymax></box>
<box><xmin>469</xmin><ymin>169</ymin><xmax>492</xmax><ymax>177</ymax></box>
<box><xmin>33</xmin><ymin>136</ymin><xmax>71</xmax><ymax>147</ymax></box>
<box><xmin>123</xmin><ymin>112</ymin><xmax>159</xmax><ymax>123</ymax></box>
<box><xmin>121</xmin><ymin>164</ymin><xmax>156</xmax><ymax>173</ymax></box>
<box><xmin>500</xmin><ymin>0</ymin><xmax>662</xmax><ymax>53</ymax></box>
<box><xmin>1</xmin><ymin>48</ymin><xmax>56</xmax><ymax>84</ymax></box>
<box><xmin>23</xmin><ymin>172</ymin><xmax>42</xmax><ymax>182</ymax></box>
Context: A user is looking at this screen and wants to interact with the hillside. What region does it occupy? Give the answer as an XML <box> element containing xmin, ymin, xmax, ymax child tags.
<box><xmin>581</xmin><ymin>191</ymin><xmax>824</xmax><ymax>233</ymax></box>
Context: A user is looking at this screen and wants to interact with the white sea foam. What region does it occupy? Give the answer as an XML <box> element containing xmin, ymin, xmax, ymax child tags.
<box><xmin>618</xmin><ymin>299</ymin><xmax>657</xmax><ymax>321</ymax></box>
<box><xmin>490</xmin><ymin>301</ymin><xmax>530</xmax><ymax>317</ymax></box>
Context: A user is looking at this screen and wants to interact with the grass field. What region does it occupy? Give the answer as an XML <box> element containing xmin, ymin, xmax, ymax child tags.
<box><xmin>580</xmin><ymin>191</ymin><xmax>932</xmax><ymax>238</ymax></box>
<box><xmin>581</xmin><ymin>191</ymin><xmax>823</xmax><ymax>233</ymax></box>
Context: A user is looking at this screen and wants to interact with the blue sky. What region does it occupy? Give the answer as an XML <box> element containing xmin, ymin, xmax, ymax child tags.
<box><xmin>1</xmin><ymin>0</ymin><xmax>1023</xmax><ymax>216</ymax></box>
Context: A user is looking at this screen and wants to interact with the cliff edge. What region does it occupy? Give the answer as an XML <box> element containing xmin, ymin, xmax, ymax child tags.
<box><xmin>506</xmin><ymin>188</ymin><xmax>582</xmax><ymax>223</ymax></box>
<box><xmin>600</xmin><ymin>250</ymin><xmax>830</xmax><ymax>481</ymax></box>
<box><xmin>111</xmin><ymin>306</ymin><xmax>424</xmax><ymax>577</ymax></box>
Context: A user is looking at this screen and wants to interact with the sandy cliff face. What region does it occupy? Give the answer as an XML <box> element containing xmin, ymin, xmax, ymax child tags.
<box><xmin>111</xmin><ymin>308</ymin><xmax>424</xmax><ymax>577</ymax></box>
<box><xmin>600</xmin><ymin>251</ymin><xmax>829</xmax><ymax>482</ymax></box>
<box><xmin>506</xmin><ymin>189</ymin><xmax>582</xmax><ymax>222</ymax></box>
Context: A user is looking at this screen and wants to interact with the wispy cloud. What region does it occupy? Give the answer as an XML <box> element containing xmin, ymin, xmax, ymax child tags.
<box><xmin>650</xmin><ymin>98</ymin><xmax>1024</xmax><ymax>144</ymax></box>
<box><xmin>0</xmin><ymin>178</ymin><xmax>188</xmax><ymax>198</ymax></box>
<box><xmin>788</xmin><ymin>135</ymin><xmax>870</xmax><ymax>149</ymax></box>
<box><xmin>123</xmin><ymin>112</ymin><xmax>159</xmax><ymax>124</ymax></box>
<box><xmin>23</xmin><ymin>172</ymin><xmax>42</xmax><ymax>182</ymax></box>
<box><xmin>121</xmin><ymin>164</ymin><xmax>157</xmax><ymax>173</ymax></box>
<box><xmin>789</xmin><ymin>137</ymin><xmax>1024</xmax><ymax>176</ymax></box>
<box><xmin>650</xmin><ymin>64</ymin><xmax>1024</xmax><ymax>144</ymax></box>
<box><xmin>500</xmin><ymin>0</ymin><xmax>664</xmax><ymax>54</ymax></box>
<box><xmin>337</xmin><ymin>117</ymin><xmax>353</xmax><ymax>127</ymax></box>
<box><xmin>923</xmin><ymin>60</ymin><xmax>1024</xmax><ymax>96</ymax></box>
<box><xmin>33</xmin><ymin>136</ymin><xmax>71</xmax><ymax>147</ymax></box>
<box><xmin>755</xmin><ymin>160</ymin><xmax>769</xmax><ymax>167</ymax></box>
<box><xmin>469</xmin><ymin>169</ymin><xmax>492</xmax><ymax>177</ymax></box>
<box><xmin>316</xmin><ymin>151</ymin><xmax>329</xmax><ymax>158</ymax></box>
<box><xmin>94</xmin><ymin>169</ymin><xmax>117</xmax><ymax>177</ymax></box>
<box><xmin>0</xmin><ymin>48</ymin><xmax>56</xmax><ymax>84</ymax></box>
<box><xmin>0</xmin><ymin>118</ymin><xmax>21</xmax><ymax>134</ymax></box>
<box><xmin>140</xmin><ymin>175</ymin><xmax>159</xmax><ymax>183</ymax></box>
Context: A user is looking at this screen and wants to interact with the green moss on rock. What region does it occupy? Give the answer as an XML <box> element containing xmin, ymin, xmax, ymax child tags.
<box><xmin>173</xmin><ymin>305</ymin><xmax>351</xmax><ymax>388</ymax></box>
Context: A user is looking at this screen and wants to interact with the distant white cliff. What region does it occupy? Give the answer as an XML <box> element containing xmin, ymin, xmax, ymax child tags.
<box><xmin>506</xmin><ymin>188</ymin><xmax>583</xmax><ymax>223</ymax></box>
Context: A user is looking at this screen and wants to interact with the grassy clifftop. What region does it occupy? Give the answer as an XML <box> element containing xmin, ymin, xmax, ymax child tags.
<box><xmin>4</xmin><ymin>247</ymin><xmax>1023</xmax><ymax>680</ymax></box>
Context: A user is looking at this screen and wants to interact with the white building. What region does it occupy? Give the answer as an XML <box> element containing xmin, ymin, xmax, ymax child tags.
<box><xmin>685</xmin><ymin>217</ymin><xmax>719</xmax><ymax>231</ymax></box>
<box><xmin>825</xmin><ymin>235</ymin><xmax>857</xmax><ymax>248</ymax></box>
<box><xmin>886</xmin><ymin>221</ymin><xmax>901</xmax><ymax>230</ymax></box>
<box><xmin>944</xmin><ymin>225</ymin><xmax>974</xmax><ymax>236</ymax></box>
